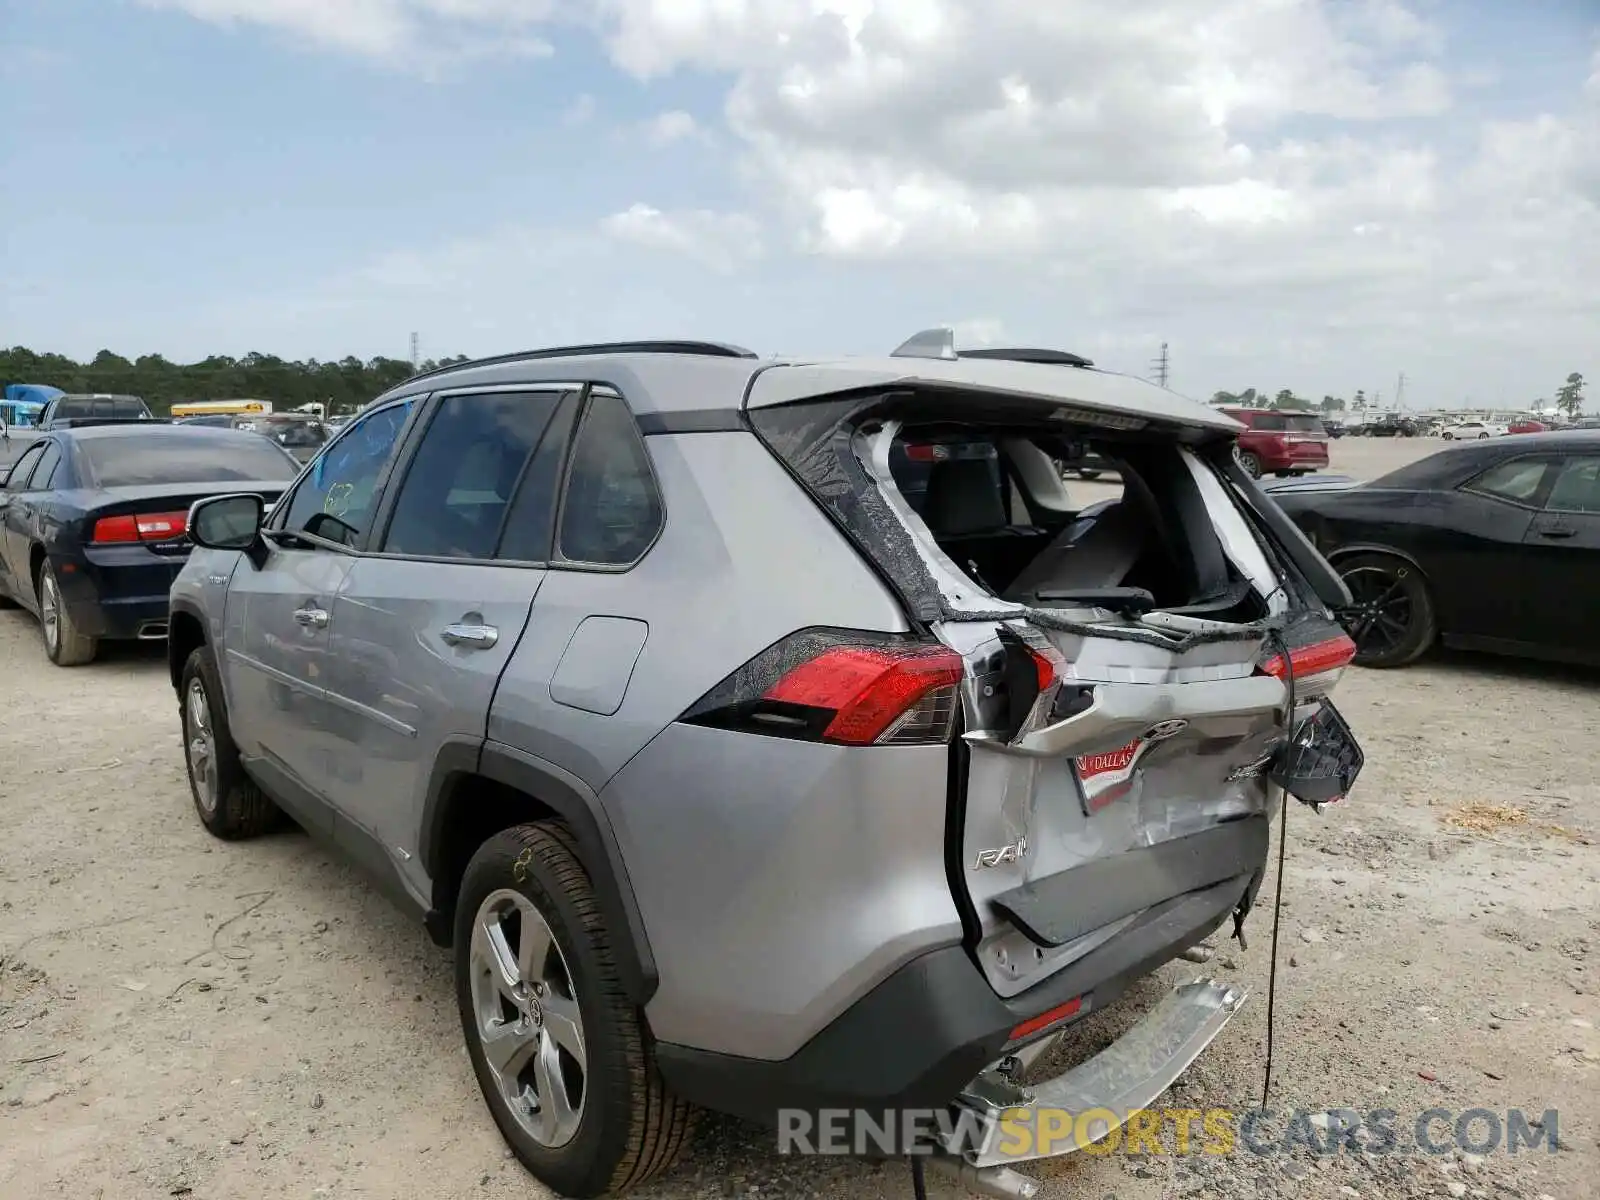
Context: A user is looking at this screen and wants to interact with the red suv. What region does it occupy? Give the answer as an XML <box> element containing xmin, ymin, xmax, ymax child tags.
<box><xmin>1220</xmin><ymin>408</ymin><xmax>1330</xmax><ymax>478</ymax></box>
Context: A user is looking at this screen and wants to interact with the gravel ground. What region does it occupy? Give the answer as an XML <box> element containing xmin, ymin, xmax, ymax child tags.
<box><xmin>2</xmin><ymin>434</ymin><xmax>1596</xmax><ymax>1200</ymax></box>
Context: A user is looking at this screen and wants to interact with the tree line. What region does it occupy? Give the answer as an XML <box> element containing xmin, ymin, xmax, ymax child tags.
<box><xmin>1211</xmin><ymin>373</ymin><xmax>1585</xmax><ymax>417</ymax></box>
<box><xmin>5</xmin><ymin>345</ymin><xmax>1586</xmax><ymax>421</ymax></box>
<box><xmin>0</xmin><ymin>346</ymin><xmax>471</xmax><ymax>416</ymax></box>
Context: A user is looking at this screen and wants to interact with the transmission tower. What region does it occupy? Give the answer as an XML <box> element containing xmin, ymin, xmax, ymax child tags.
<box><xmin>1150</xmin><ymin>342</ymin><xmax>1170</xmax><ymax>388</ymax></box>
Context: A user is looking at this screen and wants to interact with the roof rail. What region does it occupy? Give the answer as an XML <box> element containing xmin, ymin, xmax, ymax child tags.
<box><xmin>405</xmin><ymin>340</ymin><xmax>759</xmax><ymax>385</ymax></box>
<box><xmin>890</xmin><ymin>328</ymin><xmax>959</xmax><ymax>361</ymax></box>
<box><xmin>957</xmin><ymin>347</ymin><xmax>1095</xmax><ymax>369</ymax></box>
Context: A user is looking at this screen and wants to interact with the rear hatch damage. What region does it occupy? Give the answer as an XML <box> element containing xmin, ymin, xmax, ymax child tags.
<box><xmin>746</xmin><ymin>367</ymin><xmax>1364</xmax><ymax>1181</ymax></box>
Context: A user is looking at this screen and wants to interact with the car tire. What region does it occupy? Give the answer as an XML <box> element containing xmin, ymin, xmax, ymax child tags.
<box><xmin>1334</xmin><ymin>552</ymin><xmax>1437</xmax><ymax>669</ymax></box>
<box><xmin>1074</xmin><ymin>468</ymin><xmax>1102</xmax><ymax>480</ymax></box>
<box><xmin>1237</xmin><ymin>451</ymin><xmax>1262</xmax><ymax>479</ymax></box>
<box><xmin>181</xmin><ymin>646</ymin><xmax>283</xmax><ymax>839</ymax></box>
<box><xmin>455</xmin><ymin>822</ymin><xmax>696</xmax><ymax>1198</ymax></box>
<box><xmin>37</xmin><ymin>559</ymin><xmax>96</xmax><ymax>666</ymax></box>
<box><xmin>1478</xmin><ymin>433</ymin><xmax>1490</xmax><ymax>439</ymax></box>
<box><xmin>1442</xmin><ymin>433</ymin><xmax>1453</xmax><ymax>440</ymax></box>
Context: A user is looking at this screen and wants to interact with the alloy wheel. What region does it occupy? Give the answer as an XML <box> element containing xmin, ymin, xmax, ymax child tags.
<box><xmin>469</xmin><ymin>889</ymin><xmax>587</xmax><ymax>1149</ymax></box>
<box><xmin>186</xmin><ymin>678</ymin><xmax>218</xmax><ymax>814</ymax></box>
<box><xmin>39</xmin><ymin>571</ymin><xmax>60</xmax><ymax>654</ymax></box>
<box><xmin>1340</xmin><ymin>564</ymin><xmax>1414</xmax><ymax>660</ymax></box>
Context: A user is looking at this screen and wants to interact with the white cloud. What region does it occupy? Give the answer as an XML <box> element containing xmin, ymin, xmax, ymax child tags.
<box><xmin>139</xmin><ymin>0</ymin><xmax>557</xmax><ymax>64</ymax></box>
<box><xmin>598</xmin><ymin>203</ymin><xmax>764</xmax><ymax>270</ymax></box>
<box><xmin>135</xmin><ymin>0</ymin><xmax>1600</xmax><ymax>404</ymax></box>
<box><xmin>641</xmin><ymin>109</ymin><xmax>708</xmax><ymax>146</ymax></box>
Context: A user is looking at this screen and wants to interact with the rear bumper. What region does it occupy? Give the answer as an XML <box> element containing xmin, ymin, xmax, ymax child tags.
<box><xmin>58</xmin><ymin>547</ymin><xmax>187</xmax><ymax>640</ymax></box>
<box><xmin>654</xmin><ymin>864</ymin><xmax>1257</xmax><ymax>1125</ymax></box>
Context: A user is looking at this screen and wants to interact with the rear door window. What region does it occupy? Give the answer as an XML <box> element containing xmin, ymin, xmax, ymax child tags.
<box><xmin>28</xmin><ymin>442</ymin><xmax>63</xmax><ymax>490</ymax></box>
<box><xmin>556</xmin><ymin>391</ymin><xmax>663</xmax><ymax>566</ymax></box>
<box><xmin>379</xmin><ymin>391</ymin><xmax>568</xmax><ymax>561</ymax></box>
<box><xmin>497</xmin><ymin>391</ymin><xmax>580</xmax><ymax>563</ymax></box>
<box><xmin>4</xmin><ymin>445</ymin><xmax>46</xmax><ymax>490</ymax></box>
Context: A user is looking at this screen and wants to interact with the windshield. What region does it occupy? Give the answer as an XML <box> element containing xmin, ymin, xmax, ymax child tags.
<box><xmin>81</xmin><ymin>434</ymin><xmax>300</xmax><ymax>487</ymax></box>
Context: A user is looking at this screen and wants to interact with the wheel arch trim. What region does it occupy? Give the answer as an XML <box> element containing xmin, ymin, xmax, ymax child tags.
<box><xmin>418</xmin><ymin>739</ymin><xmax>659</xmax><ymax>1005</ymax></box>
<box><xmin>168</xmin><ymin>599</ymin><xmax>209</xmax><ymax>690</ymax></box>
<box><xmin>1323</xmin><ymin>543</ymin><xmax>1430</xmax><ymax>578</ymax></box>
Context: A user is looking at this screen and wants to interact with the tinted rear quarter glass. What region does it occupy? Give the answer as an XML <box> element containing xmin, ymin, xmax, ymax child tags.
<box><xmin>557</xmin><ymin>392</ymin><xmax>663</xmax><ymax>566</ymax></box>
<box><xmin>81</xmin><ymin>434</ymin><xmax>300</xmax><ymax>487</ymax></box>
<box><xmin>1461</xmin><ymin>457</ymin><xmax>1550</xmax><ymax>504</ymax></box>
<box><xmin>1546</xmin><ymin>457</ymin><xmax>1600</xmax><ymax>513</ymax></box>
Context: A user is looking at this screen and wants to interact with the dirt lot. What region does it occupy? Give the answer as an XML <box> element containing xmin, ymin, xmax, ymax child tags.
<box><xmin>2</xmin><ymin>433</ymin><xmax>1596</xmax><ymax>1200</ymax></box>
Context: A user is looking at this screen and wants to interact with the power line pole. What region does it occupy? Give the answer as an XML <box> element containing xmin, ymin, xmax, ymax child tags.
<box><xmin>410</xmin><ymin>332</ymin><xmax>420</xmax><ymax>371</ymax></box>
<box><xmin>1395</xmin><ymin>371</ymin><xmax>1406</xmax><ymax>412</ymax></box>
<box><xmin>1149</xmin><ymin>342</ymin><xmax>1170</xmax><ymax>388</ymax></box>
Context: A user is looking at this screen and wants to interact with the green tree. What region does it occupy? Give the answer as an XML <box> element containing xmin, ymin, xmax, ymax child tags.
<box><xmin>0</xmin><ymin>344</ymin><xmax>430</xmax><ymax>416</ymax></box>
<box><xmin>1319</xmin><ymin>395</ymin><xmax>1345</xmax><ymax>412</ymax></box>
<box><xmin>1556</xmin><ymin>372</ymin><xmax>1586</xmax><ymax>419</ymax></box>
<box><xmin>1352</xmin><ymin>389</ymin><xmax>1367</xmax><ymax>411</ymax></box>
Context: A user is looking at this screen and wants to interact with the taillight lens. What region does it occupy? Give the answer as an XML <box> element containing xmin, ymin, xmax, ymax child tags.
<box><xmin>680</xmin><ymin>629</ymin><xmax>964</xmax><ymax>746</ymax></box>
<box><xmin>1260</xmin><ymin>632</ymin><xmax>1357</xmax><ymax>696</ymax></box>
<box><xmin>91</xmin><ymin>510</ymin><xmax>190</xmax><ymax>544</ymax></box>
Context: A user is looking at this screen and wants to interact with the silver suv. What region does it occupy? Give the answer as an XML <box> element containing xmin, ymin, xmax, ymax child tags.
<box><xmin>169</xmin><ymin>333</ymin><xmax>1363</xmax><ymax>1198</ymax></box>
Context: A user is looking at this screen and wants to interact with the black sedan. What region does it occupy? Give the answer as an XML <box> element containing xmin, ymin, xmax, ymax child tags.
<box><xmin>0</xmin><ymin>423</ymin><xmax>301</xmax><ymax>666</ymax></box>
<box><xmin>1262</xmin><ymin>432</ymin><xmax>1600</xmax><ymax>669</ymax></box>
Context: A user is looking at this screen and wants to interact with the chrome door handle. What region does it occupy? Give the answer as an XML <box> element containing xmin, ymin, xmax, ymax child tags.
<box><xmin>293</xmin><ymin>606</ymin><xmax>330</xmax><ymax>628</ymax></box>
<box><xmin>441</xmin><ymin>623</ymin><xmax>499</xmax><ymax>649</ymax></box>
<box><xmin>1536</xmin><ymin>525</ymin><xmax>1576</xmax><ymax>539</ymax></box>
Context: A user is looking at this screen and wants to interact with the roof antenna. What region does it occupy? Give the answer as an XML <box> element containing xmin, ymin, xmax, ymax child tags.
<box><xmin>891</xmin><ymin>327</ymin><xmax>958</xmax><ymax>361</ymax></box>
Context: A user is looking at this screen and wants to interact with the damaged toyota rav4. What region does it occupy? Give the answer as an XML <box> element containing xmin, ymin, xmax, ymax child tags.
<box><xmin>169</xmin><ymin>330</ymin><xmax>1362</xmax><ymax>1198</ymax></box>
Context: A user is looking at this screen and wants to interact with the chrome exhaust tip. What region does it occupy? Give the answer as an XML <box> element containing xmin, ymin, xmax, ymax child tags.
<box><xmin>137</xmin><ymin>621</ymin><xmax>169</xmax><ymax>641</ymax></box>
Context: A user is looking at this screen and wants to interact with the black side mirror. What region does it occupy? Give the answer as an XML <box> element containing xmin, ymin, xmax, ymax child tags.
<box><xmin>188</xmin><ymin>493</ymin><xmax>267</xmax><ymax>565</ymax></box>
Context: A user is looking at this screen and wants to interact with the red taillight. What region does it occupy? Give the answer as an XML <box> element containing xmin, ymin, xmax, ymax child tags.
<box><xmin>764</xmin><ymin>645</ymin><xmax>963</xmax><ymax>745</ymax></box>
<box><xmin>680</xmin><ymin>631</ymin><xmax>965</xmax><ymax>747</ymax></box>
<box><xmin>1009</xmin><ymin>995</ymin><xmax>1084</xmax><ymax>1042</ymax></box>
<box><xmin>1261</xmin><ymin>634</ymin><xmax>1356</xmax><ymax>680</ymax></box>
<box><xmin>91</xmin><ymin>510</ymin><xmax>190</xmax><ymax>544</ymax></box>
<box><xmin>1261</xmin><ymin>633</ymin><xmax>1357</xmax><ymax>696</ymax></box>
<box><xmin>1026</xmin><ymin>646</ymin><xmax>1055</xmax><ymax>691</ymax></box>
<box><xmin>903</xmin><ymin>443</ymin><xmax>950</xmax><ymax>463</ymax></box>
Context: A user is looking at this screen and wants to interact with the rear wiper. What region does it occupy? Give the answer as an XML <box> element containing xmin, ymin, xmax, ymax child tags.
<box><xmin>1034</xmin><ymin>586</ymin><xmax>1156</xmax><ymax>616</ymax></box>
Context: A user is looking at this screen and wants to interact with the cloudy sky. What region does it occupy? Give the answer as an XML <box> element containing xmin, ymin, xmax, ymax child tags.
<box><xmin>2</xmin><ymin>0</ymin><xmax>1596</xmax><ymax>409</ymax></box>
